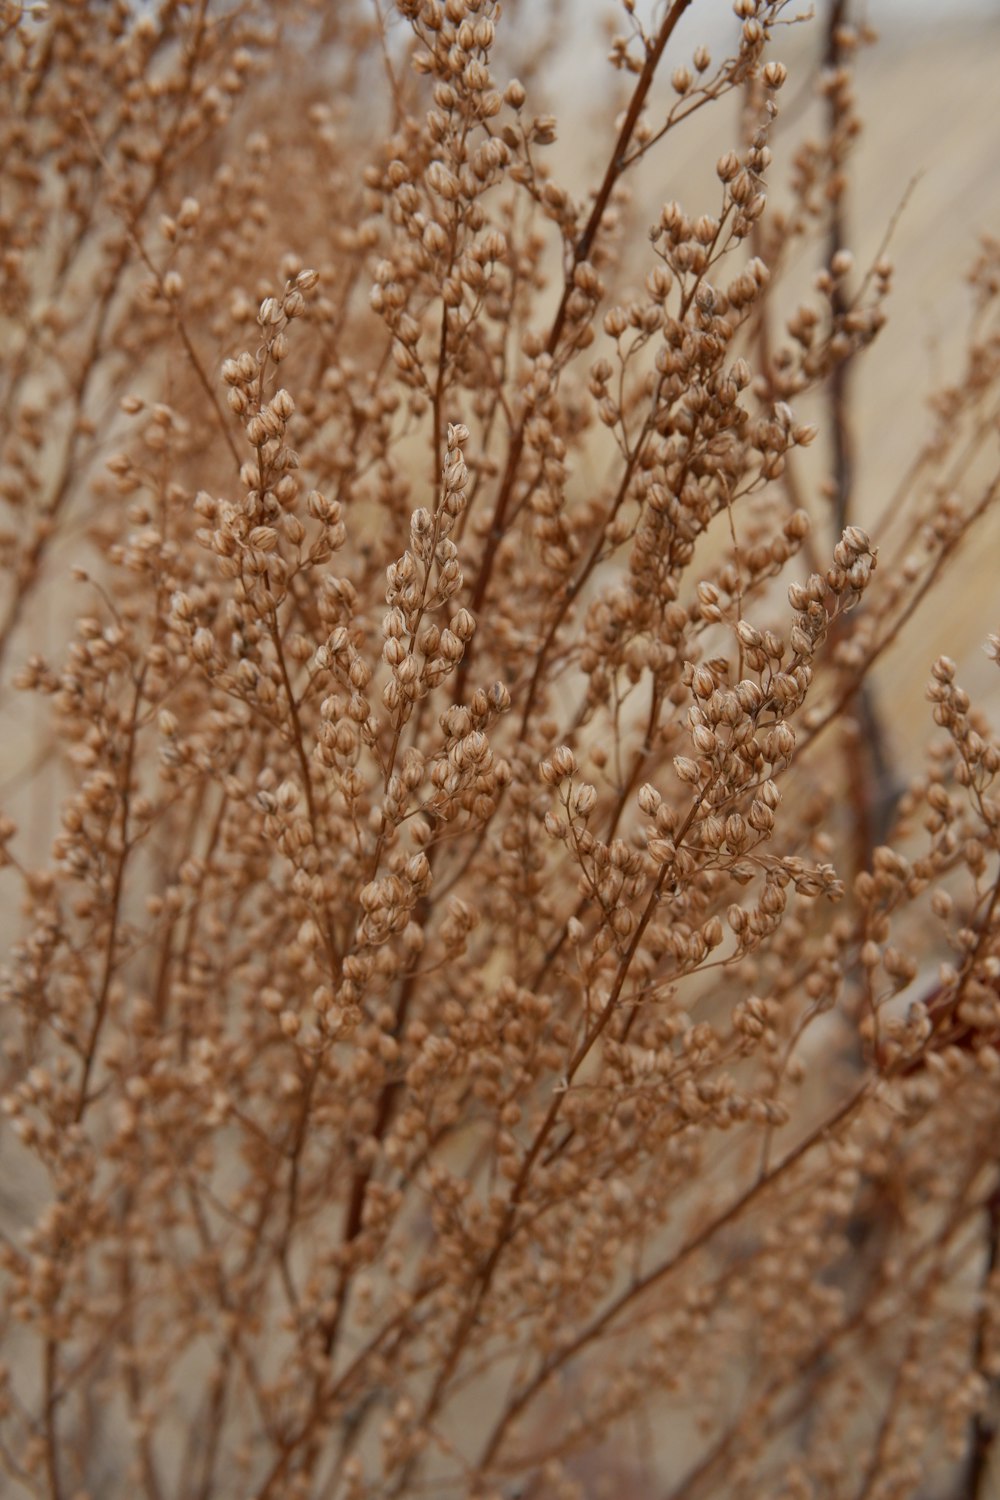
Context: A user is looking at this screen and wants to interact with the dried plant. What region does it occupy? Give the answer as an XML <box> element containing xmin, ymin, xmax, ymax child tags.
<box><xmin>1</xmin><ymin>2</ymin><xmax>999</xmax><ymax>1498</ymax></box>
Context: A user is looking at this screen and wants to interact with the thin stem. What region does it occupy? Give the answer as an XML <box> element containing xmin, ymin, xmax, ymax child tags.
<box><xmin>454</xmin><ymin>0</ymin><xmax>694</xmax><ymax>700</ymax></box>
<box><xmin>474</xmin><ymin>1081</ymin><xmax>872</xmax><ymax>1482</ymax></box>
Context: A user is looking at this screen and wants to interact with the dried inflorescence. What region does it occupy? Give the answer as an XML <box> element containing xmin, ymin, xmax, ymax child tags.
<box><xmin>1</xmin><ymin>2</ymin><xmax>999</xmax><ymax>1499</ymax></box>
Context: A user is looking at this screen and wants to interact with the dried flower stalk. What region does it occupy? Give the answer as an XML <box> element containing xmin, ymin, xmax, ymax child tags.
<box><xmin>1</xmin><ymin>3</ymin><xmax>999</xmax><ymax>1499</ymax></box>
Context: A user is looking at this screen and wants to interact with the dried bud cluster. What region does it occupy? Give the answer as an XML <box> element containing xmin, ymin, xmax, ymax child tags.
<box><xmin>0</xmin><ymin>4</ymin><xmax>998</xmax><ymax>1500</ymax></box>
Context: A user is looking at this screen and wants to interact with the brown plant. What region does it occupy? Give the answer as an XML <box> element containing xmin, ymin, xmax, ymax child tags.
<box><xmin>1</xmin><ymin>2</ymin><xmax>999</xmax><ymax>1498</ymax></box>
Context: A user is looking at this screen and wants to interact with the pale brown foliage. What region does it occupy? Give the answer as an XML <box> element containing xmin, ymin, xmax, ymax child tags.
<box><xmin>1</xmin><ymin>2</ymin><xmax>999</xmax><ymax>1499</ymax></box>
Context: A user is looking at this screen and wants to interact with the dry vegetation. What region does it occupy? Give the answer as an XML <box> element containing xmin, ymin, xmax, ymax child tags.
<box><xmin>1</xmin><ymin>1</ymin><xmax>1000</xmax><ymax>1496</ymax></box>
